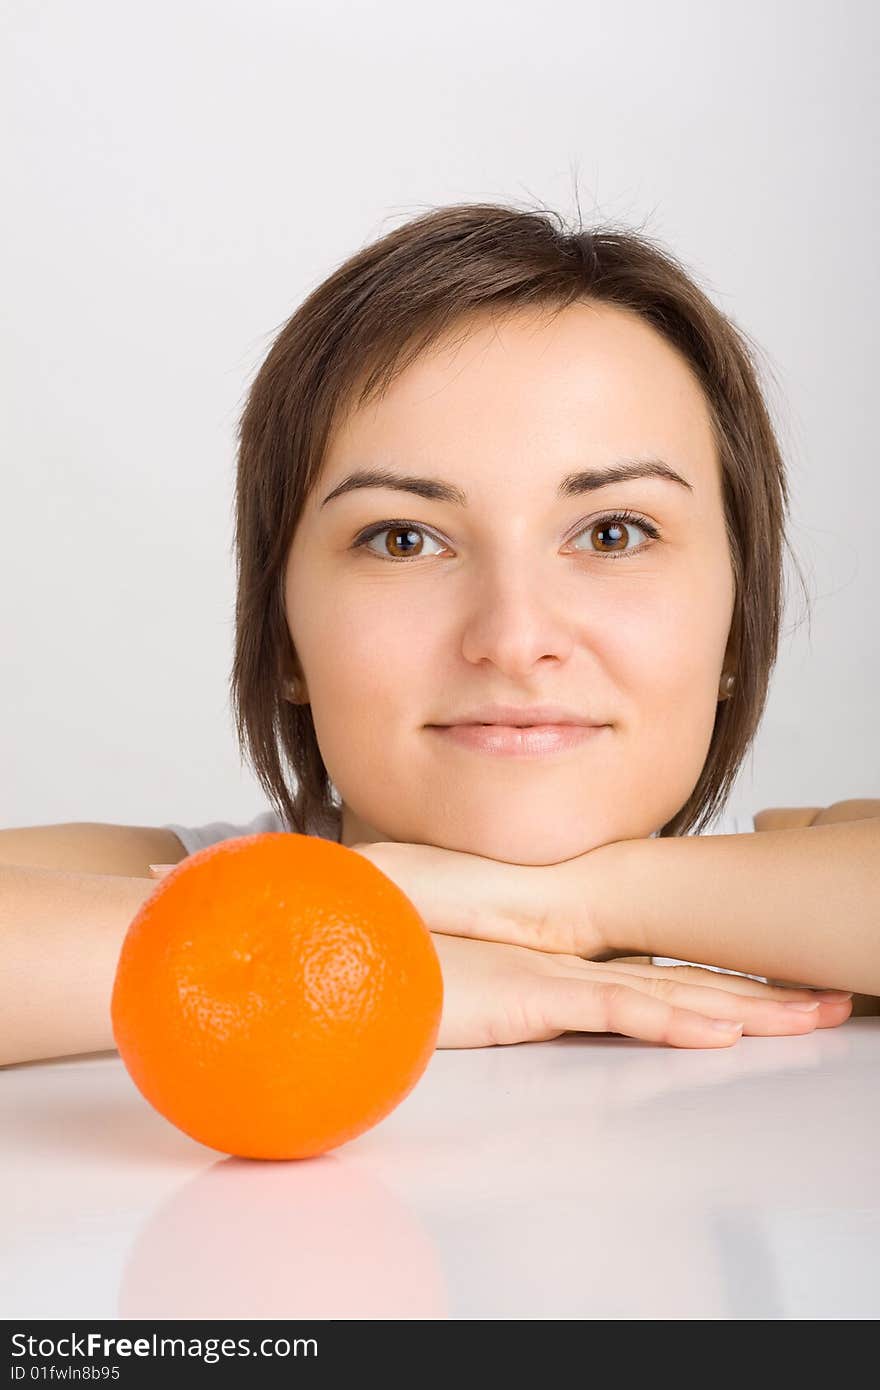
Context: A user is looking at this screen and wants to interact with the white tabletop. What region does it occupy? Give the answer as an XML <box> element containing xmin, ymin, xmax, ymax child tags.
<box><xmin>3</xmin><ymin>1021</ymin><xmax>878</xmax><ymax>1321</ymax></box>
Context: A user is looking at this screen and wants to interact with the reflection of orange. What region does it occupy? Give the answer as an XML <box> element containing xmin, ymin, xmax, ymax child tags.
<box><xmin>111</xmin><ymin>833</ymin><xmax>443</xmax><ymax>1160</ymax></box>
<box><xmin>118</xmin><ymin>1154</ymin><xmax>449</xmax><ymax>1320</ymax></box>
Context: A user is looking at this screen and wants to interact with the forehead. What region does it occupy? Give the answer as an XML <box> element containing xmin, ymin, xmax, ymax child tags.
<box><xmin>325</xmin><ymin>300</ymin><xmax>720</xmax><ymax>493</ymax></box>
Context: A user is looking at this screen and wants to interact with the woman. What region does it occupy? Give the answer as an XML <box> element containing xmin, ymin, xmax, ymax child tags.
<box><xmin>163</xmin><ymin>203</ymin><xmax>876</xmax><ymax>1046</ymax></box>
<box><xmin>2</xmin><ymin>203</ymin><xmax>873</xmax><ymax>1066</ymax></box>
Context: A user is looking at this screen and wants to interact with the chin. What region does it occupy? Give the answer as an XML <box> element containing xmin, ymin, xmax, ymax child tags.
<box><xmin>445</xmin><ymin>823</ymin><xmax>620</xmax><ymax>867</ymax></box>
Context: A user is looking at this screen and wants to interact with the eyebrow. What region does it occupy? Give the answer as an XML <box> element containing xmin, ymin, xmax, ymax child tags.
<box><xmin>320</xmin><ymin>458</ymin><xmax>694</xmax><ymax>508</ymax></box>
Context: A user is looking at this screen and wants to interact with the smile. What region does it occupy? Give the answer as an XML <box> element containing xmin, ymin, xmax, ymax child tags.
<box><xmin>427</xmin><ymin>723</ymin><xmax>610</xmax><ymax>757</ymax></box>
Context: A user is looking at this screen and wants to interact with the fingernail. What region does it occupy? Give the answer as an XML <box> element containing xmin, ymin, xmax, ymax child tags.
<box><xmin>708</xmin><ymin>1019</ymin><xmax>744</xmax><ymax>1032</ymax></box>
<box><xmin>783</xmin><ymin>1001</ymin><xmax>820</xmax><ymax>1012</ymax></box>
<box><xmin>813</xmin><ymin>990</ymin><xmax>853</xmax><ymax>1002</ymax></box>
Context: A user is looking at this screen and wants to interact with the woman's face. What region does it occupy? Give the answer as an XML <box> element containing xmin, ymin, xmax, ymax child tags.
<box><xmin>284</xmin><ymin>300</ymin><xmax>735</xmax><ymax>865</ymax></box>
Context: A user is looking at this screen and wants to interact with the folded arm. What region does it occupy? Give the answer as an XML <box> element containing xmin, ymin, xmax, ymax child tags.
<box><xmin>580</xmin><ymin>802</ymin><xmax>880</xmax><ymax>998</ymax></box>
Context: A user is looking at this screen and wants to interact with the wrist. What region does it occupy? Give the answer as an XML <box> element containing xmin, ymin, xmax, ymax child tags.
<box><xmin>569</xmin><ymin>834</ymin><xmax>653</xmax><ymax>959</ymax></box>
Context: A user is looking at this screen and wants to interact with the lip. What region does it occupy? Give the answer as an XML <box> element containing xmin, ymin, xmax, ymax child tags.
<box><xmin>428</xmin><ymin>723</ymin><xmax>610</xmax><ymax>758</ymax></box>
<box><xmin>434</xmin><ymin>703</ymin><xmax>602</xmax><ymax>727</ymax></box>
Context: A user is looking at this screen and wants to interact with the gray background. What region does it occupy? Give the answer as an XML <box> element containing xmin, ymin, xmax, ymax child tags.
<box><xmin>2</xmin><ymin>0</ymin><xmax>877</xmax><ymax>831</ymax></box>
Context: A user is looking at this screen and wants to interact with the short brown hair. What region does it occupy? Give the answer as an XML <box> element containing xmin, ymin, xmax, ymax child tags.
<box><xmin>230</xmin><ymin>201</ymin><xmax>807</xmax><ymax>840</ymax></box>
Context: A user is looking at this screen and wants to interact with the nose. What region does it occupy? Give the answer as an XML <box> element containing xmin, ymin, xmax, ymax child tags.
<box><xmin>457</xmin><ymin>557</ymin><xmax>579</xmax><ymax>676</ymax></box>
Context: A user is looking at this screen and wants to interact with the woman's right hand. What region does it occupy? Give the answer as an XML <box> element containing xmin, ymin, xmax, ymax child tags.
<box><xmin>430</xmin><ymin>933</ymin><xmax>853</xmax><ymax>1049</ymax></box>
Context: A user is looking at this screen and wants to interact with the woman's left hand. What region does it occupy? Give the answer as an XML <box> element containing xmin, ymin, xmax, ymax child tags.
<box><xmin>347</xmin><ymin>839</ymin><xmax>605</xmax><ymax>958</ymax></box>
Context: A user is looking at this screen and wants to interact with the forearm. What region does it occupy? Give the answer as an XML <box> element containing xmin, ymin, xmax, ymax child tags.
<box><xmin>0</xmin><ymin>864</ymin><xmax>154</xmax><ymax>1067</ymax></box>
<box><xmin>591</xmin><ymin>819</ymin><xmax>880</xmax><ymax>994</ymax></box>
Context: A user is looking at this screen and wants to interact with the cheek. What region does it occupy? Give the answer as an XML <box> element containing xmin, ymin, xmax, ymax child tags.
<box><xmin>601</xmin><ymin>582</ymin><xmax>729</xmax><ymax>698</ymax></box>
<box><xmin>311</xmin><ymin>595</ymin><xmax>434</xmax><ymax>706</ymax></box>
<box><xmin>655</xmin><ymin>607</ymin><xmax>720</xmax><ymax>685</ymax></box>
<box><xmin>306</xmin><ymin>598</ymin><xmax>434</xmax><ymax>795</ymax></box>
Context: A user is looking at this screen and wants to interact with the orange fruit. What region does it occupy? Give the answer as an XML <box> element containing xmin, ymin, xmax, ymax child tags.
<box><xmin>111</xmin><ymin>833</ymin><xmax>443</xmax><ymax>1160</ymax></box>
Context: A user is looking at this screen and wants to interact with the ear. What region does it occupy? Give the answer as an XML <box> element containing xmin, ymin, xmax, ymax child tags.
<box><xmin>279</xmin><ymin>647</ymin><xmax>308</xmax><ymax>702</ymax></box>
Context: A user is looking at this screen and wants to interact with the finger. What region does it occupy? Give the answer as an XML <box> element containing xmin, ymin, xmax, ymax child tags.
<box><xmin>147</xmin><ymin>863</ymin><xmax>176</xmax><ymax>878</ymax></box>
<box><xmin>535</xmin><ymin>976</ymin><xmax>747</xmax><ymax>1049</ymax></box>
<box><xmin>613</xmin><ymin>963</ymin><xmax>855</xmax><ymax>1023</ymax></box>
<box><xmin>554</xmin><ymin>964</ymin><xmax>851</xmax><ymax>1036</ymax></box>
<box><xmin>813</xmin><ymin>999</ymin><xmax>856</xmax><ymax>1029</ymax></box>
<box><xmin>605</xmin><ymin>973</ymin><xmax>846</xmax><ymax>1036</ymax></box>
<box><xmin>551</xmin><ymin>953</ymin><xmax>854</xmax><ymax>1009</ymax></box>
<box><xmin>591</xmin><ymin>959</ymin><xmax>846</xmax><ymax>1003</ymax></box>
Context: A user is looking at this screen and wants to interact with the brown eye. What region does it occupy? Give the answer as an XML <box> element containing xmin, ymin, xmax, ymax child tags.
<box><xmin>385</xmin><ymin>527</ymin><xmax>425</xmax><ymax>559</ymax></box>
<box><xmin>572</xmin><ymin>513</ymin><xmax>656</xmax><ymax>559</ymax></box>
<box><xmin>355</xmin><ymin>523</ymin><xmax>447</xmax><ymax>561</ymax></box>
<box><xmin>592</xmin><ymin>520</ymin><xmax>630</xmax><ymax>553</ymax></box>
